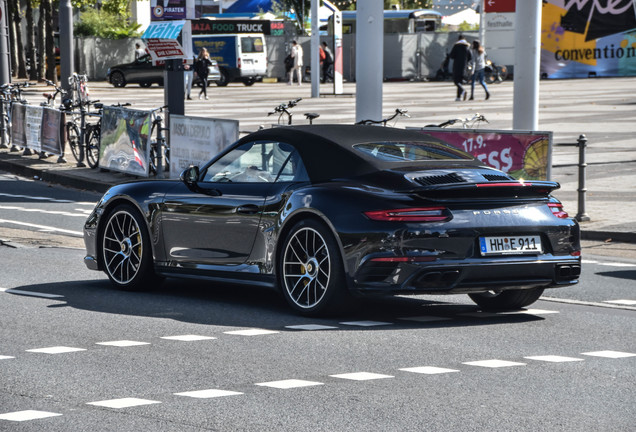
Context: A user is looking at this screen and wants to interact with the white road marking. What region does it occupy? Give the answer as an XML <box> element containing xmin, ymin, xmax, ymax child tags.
<box><xmin>398</xmin><ymin>316</ymin><xmax>452</xmax><ymax>323</ymax></box>
<box><xmin>581</xmin><ymin>351</ymin><xmax>636</xmax><ymax>359</ymax></box>
<box><xmin>603</xmin><ymin>300</ymin><xmax>636</xmax><ymax>306</ymax></box>
<box><xmin>601</xmin><ymin>263</ymin><xmax>636</xmax><ymax>267</ymax></box>
<box><xmin>255</xmin><ymin>379</ymin><xmax>324</xmax><ymax>389</ymax></box>
<box><xmin>1</xmin><ymin>288</ymin><xmax>64</xmax><ymax>299</ymax></box>
<box><xmin>160</xmin><ymin>335</ymin><xmax>217</xmax><ymax>341</ymax></box>
<box><xmin>0</xmin><ymin>205</ymin><xmax>87</xmax><ymax>217</ymax></box>
<box><xmin>463</xmin><ymin>359</ymin><xmax>526</xmax><ymax>368</ymax></box>
<box><xmin>86</xmin><ymin>398</ymin><xmax>161</xmax><ymax>409</ymax></box>
<box><xmin>0</xmin><ymin>219</ymin><xmax>83</xmax><ymax>236</ymax></box>
<box><xmin>26</xmin><ymin>346</ymin><xmax>86</xmax><ymax>354</ymax></box>
<box><xmin>340</xmin><ymin>321</ymin><xmax>392</xmax><ymax>327</ymax></box>
<box><xmin>0</xmin><ymin>355</ymin><xmax>15</xmax><ymax>360</ymax></box>
<box><xmin>0</xmin><ymin>192</ymin><xmax>95</xmax><ymax>205</ymax></box>
<box><xmin>330</xmin><ymin>372</ymin><xmax>394</xmax><ymax>381</ymax></box>
<box><xmin>285</xmin><ymin>324</ymin><xmax>339</xmax><ymax>330</ymax></box>
<box><xmin>175</xmin><ymin>389</ymin><xmax>243</xmax><ymax>398</ymax></box>
<box><xmin>399</xmin><ymin>366</ymin><xmax>459</xmax><ymax>374</ymax></box>
<box><xmin>0</xmin><ymin>410</ymin><xmax>62</xmax><ymax>422</ymax></box>
<box><xmin>95</xmin><ymin>340</ymin><xmax>151</xmax><ymax>347</ymax></box>
<box><xmin>224</xmin><ymin>329</ymin><xmax>279</xmax><ymax>336</ymax></box>
<box><xmin>524</xmin><ymin>355</ymin><xmax>584</xmax><ymax>363</ymax></box>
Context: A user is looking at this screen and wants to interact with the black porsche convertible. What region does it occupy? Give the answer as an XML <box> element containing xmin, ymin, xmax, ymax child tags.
<box><xmin>83</xmin><ymin>125</ymin><xmax>581</xmax><ymax>316</ymax></box>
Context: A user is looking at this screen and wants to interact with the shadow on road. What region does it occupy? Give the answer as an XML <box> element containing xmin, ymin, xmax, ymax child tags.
<box><xmin>7</xmin><ymin>277</ymin><xmax>547</xmax><ymax>330</ymax></box>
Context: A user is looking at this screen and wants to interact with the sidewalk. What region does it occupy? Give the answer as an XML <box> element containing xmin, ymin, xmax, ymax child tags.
<box><xmin>1</xmin><ymin>78</ymin><xmax>634</xmax><ymax>245</ymax></box>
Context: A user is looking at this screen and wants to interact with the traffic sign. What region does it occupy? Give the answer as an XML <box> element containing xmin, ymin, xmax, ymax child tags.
<box><xmin>484</xmin><ymin>0</ymin><xmax>516</xmax><ymax>13</ymax></box>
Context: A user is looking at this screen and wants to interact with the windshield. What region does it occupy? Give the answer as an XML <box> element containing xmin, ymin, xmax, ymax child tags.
<box><xmin>353</xmin><ymin>141</ymin><xmax>474</xmax><ymax>161</ymax></box>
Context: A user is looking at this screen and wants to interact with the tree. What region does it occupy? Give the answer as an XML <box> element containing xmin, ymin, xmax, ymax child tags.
<box><xmin>272</xmin><ymin>0</ymin><xmax>310</xmax><ymax>34</ymax></box>
<box><xmin>74</xmin><ymin>0</ymin><xmax>142</xmax><ymax>39</ymax></box>
<box><xmin>25</xmin><ymin>0</ymin><xmax>37</xmax><ymax>80</ymax></box>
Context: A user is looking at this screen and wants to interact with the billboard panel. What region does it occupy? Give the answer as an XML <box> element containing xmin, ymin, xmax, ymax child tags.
<box><xmin>542</xmin><ymin>0</ymin><xmax>636</xmax><ymax>78</ymax></box>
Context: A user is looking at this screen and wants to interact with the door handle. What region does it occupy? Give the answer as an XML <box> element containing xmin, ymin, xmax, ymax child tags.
<box><xmin>236</xmin><ymin>204</ymin><xmax>259</xmax><ymax>215</ymax></box>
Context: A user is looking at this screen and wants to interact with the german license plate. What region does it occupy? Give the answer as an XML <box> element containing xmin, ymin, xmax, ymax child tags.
<box><xmin>479</xmin><ymin>236</ymin><xmax>542</xmax><ymax>256</ymax></box>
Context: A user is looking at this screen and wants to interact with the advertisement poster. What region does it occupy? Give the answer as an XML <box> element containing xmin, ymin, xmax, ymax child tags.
<box><xmin>150</xmin><ymin>0</ymin><xmax>195</xmax><ymax>21</ymax></box>
<box><xmin>10</xmin><ymin>103</ymin><xmax>26</xmax><ymax>148</ymax></box>
<box><xmin>542</xmin><ymin>0</ymin><xmax>636</xmax><ymax>78</ymax></box>
<box><xmin>99</xmin><ymin>107</ymin><xmax>152</xmax><ymax>177</ymax></box>
<box><xmin>415</xmin><ymin>129</ymin><xmax>552</xmax><ymax>181</ymax></box>
<box><xmin>169</xmin><ymin>115</ymin><xmax>239</xmax><ymax>179</ymax></box>
<box><xmin>25</xmin><ymin>105</ymin><xmax>44</xmax><ymax>152</ymax></box>
<box><xmin>40</xmin><ymin>108</ymin><xmax>64</xmax><ymax>156</ymax></box>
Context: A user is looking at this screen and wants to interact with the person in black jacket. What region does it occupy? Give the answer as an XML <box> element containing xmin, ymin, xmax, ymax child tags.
<box><xmin>449</xmin><ymin>35</ymin><xmax>471</xmax><ymax>101</ymax></box>
<box><xmin>194</xmin><ymin>48</ymin><xmax>213</xmax><ymax>100</ymax></box>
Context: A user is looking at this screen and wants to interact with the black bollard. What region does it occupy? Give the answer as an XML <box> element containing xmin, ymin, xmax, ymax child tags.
<box><xmin>575</xmin><ymin>134</ymin><xmax>590</xmax><ymax>222</ymax></box>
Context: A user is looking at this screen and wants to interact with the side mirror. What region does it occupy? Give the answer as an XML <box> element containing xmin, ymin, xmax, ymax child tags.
<box><xmin>180</xmin><ymin>165</ymin><xmax>200</xmax><ymax>187</ymax></box>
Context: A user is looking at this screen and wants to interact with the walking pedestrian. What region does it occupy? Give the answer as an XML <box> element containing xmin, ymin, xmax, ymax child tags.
<box><xmin>194</xmin><ymin>48</ymin><xmax>212</xmax><ymax>100</ymax></box>
<box><xmin>469</xmin><ymin>40</ymin><xmax>490</xmax><ymax>100</ymax></box>
<box><xmin>449</xmin><ymin>34</ymin><xmax>471</xmax><ymax>101</ymax></box>
<box><xmin>134</xmin><ymin>43</ymin><xmax>146</xmax><ymax>60</ymax></box>
<box><xmin>184</xmin><ymin>57</ymin><xmax>194</xmax><ymax>100</ymax></box>
<box><xmin>288</xmin><ymin>41</ymin><xmax>303</xmax><ymax>86</ymax></box>
<box><xmin>321</xmin><ymin>42</ymin><xmax>334</xmax><ymax>83</ymax></box>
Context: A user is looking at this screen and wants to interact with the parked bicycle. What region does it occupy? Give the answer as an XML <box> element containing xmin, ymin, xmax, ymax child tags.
<box><xmin>149</xmin><ymin>105</ymin><xmax>169</xmax><ymax>176</ymax></box>
<box><xmin>41</xmin><ymin>80</ymin><xmax>69</xmax><ymax>108</ymax></box>
<box><xmin>267</xmin><ymin>98</ymin><xmax>302</xmax><ymax>125</ymax></box>
<box><xmin>355</xmin><ymin>108</ymin><xmax>410</xmax><ymax>127</ymax></box>
<box><xmin>425</xmin><ymin>113</ymin><xmax>488</xmax><ymax>129</ymax></box>
<box><xmin>69</xmin><ymin>73</ymin><xmax>90</xmax><ymax>107</ymax></box>
<box><xmin>65</xmin><ymin>99</ymin><xmax>102</xmax><ymax>168</ymax></box>
<box><xmin>0</xmin><ymin>82</ymin><xmax>30</xmax><ymax>151</ymax></box>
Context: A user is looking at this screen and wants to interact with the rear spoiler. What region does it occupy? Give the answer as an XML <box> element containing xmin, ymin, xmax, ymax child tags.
<box><xmin>408</xmin><ymin>180</ymin><xmax>560</xmax><ymax>199</ymax></box>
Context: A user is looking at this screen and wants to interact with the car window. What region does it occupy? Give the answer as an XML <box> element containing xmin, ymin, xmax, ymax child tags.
<box><xmin>202</xmin><ymin>141</ymin><xmax>308</xmax><ymax>183</ymax></box>
<box><xmin>354</xmin><ymin>141</ymin><xmax>474</xmax><ymax>161</ymax></box>
<box><xmin>241</xmin><ymin>37</ymin><xmax>264</xmax><ymax>53</ymax></box>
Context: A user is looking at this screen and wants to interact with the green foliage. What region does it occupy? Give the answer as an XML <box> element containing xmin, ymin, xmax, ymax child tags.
<box><xmin>74</xmin><ymin>9</ymin><xmax>142</xmax><ymax>39</ymax></box>
<box><xmin>458</xmin><ymin>21</ymin><xmax>479</xmax><ymax>32</ymax></box>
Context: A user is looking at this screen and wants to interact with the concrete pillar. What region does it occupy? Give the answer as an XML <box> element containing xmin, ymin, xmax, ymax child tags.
<box><xmin>311</xmin><ymin>0</ymin><xmax>319</xmax><ymax>97</ymax></box>
<box><xmin>355</xmin><ymin>0</ymin><xmax>383</xmax><ymax>123</ymax></box>
<box><xmin>512</xmin><ymin>0</ymin><xmax>541</xmax><ymax>130</ymax></box>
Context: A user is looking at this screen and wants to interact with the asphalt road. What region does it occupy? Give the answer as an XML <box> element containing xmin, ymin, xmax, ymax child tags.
<box><xmin>0</xmin><ymin>174</ymin><xmax>634</xmax><ymax>431</ymax></box>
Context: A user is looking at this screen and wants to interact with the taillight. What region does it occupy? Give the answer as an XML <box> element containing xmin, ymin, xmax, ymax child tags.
<box><xmin>364</xmin><ymin>207</ymin><xmax>450</xmax><ymax>222</ymax></box>
<box><xmin>548</xmin><ymin>203</ymin><xmax>569</xmax><ymax>218</ymax></box>
<box><xmin>238</xmin><ymin>57</ymin><xmax>241</xmax><ymax>69</ymax></box>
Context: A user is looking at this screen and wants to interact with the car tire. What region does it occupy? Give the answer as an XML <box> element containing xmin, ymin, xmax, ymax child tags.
<box><xmin>215</xmin><ymin>71</ymin><xmax>229</xmax><ymax>86</ymax></box>
<box><xmin>101</xmin><ymin>204</ymin><xmax>161</xmax><ymax>291</ymax></box>
<box><xmin>139</xmin><ymin>82</ymin><xmax>152</xmax><ymax>88</ymax></box>
<box><xmin>279</xmin><ymin>219</ymin><xmax>351</xmax><ymax>316</ymax></box>
<box><xmin>242</xmin><ymin>77</ymin><xmax>256</xmax><ymax>86</ymax></box>
<box><xmin>468</xmin><ymin>287</ymin><xmax>544</xmax><ymax>311</ymax></box>
<box><xmin>110</xmin><ymin>71</ymin><xmax>126</xmax><ymax>88</ymax></box>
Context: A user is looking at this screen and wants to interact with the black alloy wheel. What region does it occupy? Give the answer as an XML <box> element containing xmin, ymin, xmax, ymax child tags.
<box><xmin>468</xmin><ymin>287</ymin><xmax>545</xmax><ymax>311</ymax></box>
<box><xmin>110</xmin><ymin>71</ymin><xmax>126</xmax><ymax>88</ymax></box>
<box><xmin>101</xmin><ymin>204</ymin><xmax>160</xmax><ymax>291</ymax></box>
<box><xmin>279</xmin><ymin>219</ymin><xmax>350</xmax><ymax>316</ymax></box>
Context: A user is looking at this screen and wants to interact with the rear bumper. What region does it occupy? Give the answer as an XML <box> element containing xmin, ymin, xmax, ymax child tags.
<box><xmin>352</xmin><ymin>255</ymin><xmax>581</xmax><ymax>295</ymax></box>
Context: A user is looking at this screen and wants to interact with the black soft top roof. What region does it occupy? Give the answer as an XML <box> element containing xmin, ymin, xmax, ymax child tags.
<box><xmin>239</xmin><ymin>125</ymin><xmax>470</xmax><ymax>181</ymax></box>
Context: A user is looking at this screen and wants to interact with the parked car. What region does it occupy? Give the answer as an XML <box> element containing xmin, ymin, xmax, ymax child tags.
<box><xmin>107</xmin><ymin>54</ymin><xmax>221</xmax><ymax>88</ymax></box>
<box><xmin>83</xmin><ymin>125</ymin><xmax>581</xmax><ymax>316</ymax></box>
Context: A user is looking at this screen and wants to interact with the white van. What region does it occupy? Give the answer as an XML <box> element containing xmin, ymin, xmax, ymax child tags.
<box><xmin>192</xmin><ymin>33</ymin><xmax>267</xmax><ymax>86</ymax></box>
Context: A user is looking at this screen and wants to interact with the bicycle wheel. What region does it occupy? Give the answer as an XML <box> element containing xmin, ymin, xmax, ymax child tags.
<box><xmin>66</xmin><ymin>122</ymin><xmax>81</xmax><ymax>163</ymax></box>
<box><xmin>86</xmin><ymin>125</ymin><xmax>100</xmax><ymax>169</ymax></box>
<box><xmin>497</xmin><ymin>65</ymin><xmax>508</xmax><ymax>82</ymax></box>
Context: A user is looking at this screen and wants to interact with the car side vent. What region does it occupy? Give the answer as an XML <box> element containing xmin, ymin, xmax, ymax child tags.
<box><xmin>483</xmin><ymin>174</ymin><xmax>512</xmax><ymax>182</ymax></box>
<box><xmin>415</xmin><ymin>173</ymin><xmax>466</xmax><ymax>186</ymax></box>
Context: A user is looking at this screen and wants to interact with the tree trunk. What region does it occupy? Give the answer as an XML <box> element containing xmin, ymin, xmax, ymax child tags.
<box><xmin>25</xmin><ymin>0</ymin><xmax>37</xmax><ymax>80</ymax></box>
<box><xmin>37</xmin><ymin>1</ymin><xmax>45</xmax><ymax>81</ymax></box>
<box><xmin>11</xmin><ymin>0</ymin><xmax>27</xmax><ymax>78</ymax></box>
<box><xmin>44</xmin><ymin>0</ymin><xmax>55</xmax><ymax>83</ymax></box>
